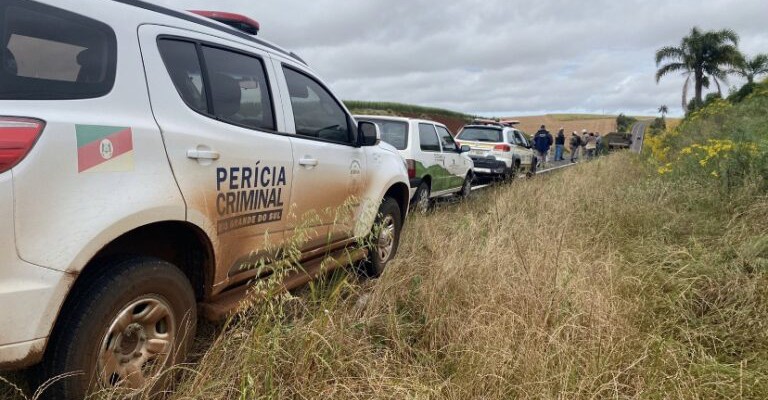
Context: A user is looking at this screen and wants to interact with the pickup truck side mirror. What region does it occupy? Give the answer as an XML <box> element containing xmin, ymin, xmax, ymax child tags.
<box><xmin>359</xmin><ymin>121</ymin><xmax>380</xmax><ymax>146</ymax></box>
<box><xmin>460</xmin><ymin>145</ymin><xmax>471</xmax><ymax>153</ymax></box>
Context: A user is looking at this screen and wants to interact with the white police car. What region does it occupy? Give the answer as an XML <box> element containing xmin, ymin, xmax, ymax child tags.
<box><xmin>354</xmin><ymin>115</ymin><xmax>475</xmax><ymax>212</ymax></box>
<box><xmin>0</xmin><ymin>1</ymin><xmax>410</xmax><ymax>397</ymax></box>
<box><xmin>455</xmin><ymin>120</ymin><xmax>536</xmax><ymax>180</ymax></box>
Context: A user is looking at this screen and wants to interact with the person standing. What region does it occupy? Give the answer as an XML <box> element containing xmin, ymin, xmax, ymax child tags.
<box><xmin>580</xmin><ymin>129</ymin><xmax>588</xmax><ymax>156</ymax></box>
<box><xmin>569</xmin><ymin>131</ymin><xmax>581</xmax><ymax>163</ymax></box>
<box><xmin>533</xmin><ymin>125</ymin><xmax>553</xmax><ymax>168</ymax></box>
<box><xmin>585</xmin><ymin>132</ymin><xmax>597</xmax><ymax>159</ymax></box>
<box><xmin>554</xmin><ymin>128</ymin><xmax>565</xmax><ymax>161</ymax></box>
<box><xmin>595</xmin><ymin>132</ymin><xmax>604</xmax><ymax>155</ymax></box>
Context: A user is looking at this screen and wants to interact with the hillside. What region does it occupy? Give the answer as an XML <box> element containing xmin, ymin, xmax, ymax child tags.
<box><xmin>345</xmin><ymin>101</ymin><xmax>475</xmax><ymax>134</ymax></box>
<box><xmin>344</xmin><ymin>102</ymin><xmax>672</xmax><ymax>137</ymax></box>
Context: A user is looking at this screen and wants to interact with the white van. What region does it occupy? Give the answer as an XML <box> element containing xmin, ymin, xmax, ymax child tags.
<box><xmin>355</xmin><ymin>116</ymin><xmax>475</xmax><ymax>212</ymax></box>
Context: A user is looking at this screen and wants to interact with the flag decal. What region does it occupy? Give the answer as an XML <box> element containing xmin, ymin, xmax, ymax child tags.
<box><xmin>76</xmin><ymin>125</ymin><xmax>134</xmax><ymax>173</ymax></box>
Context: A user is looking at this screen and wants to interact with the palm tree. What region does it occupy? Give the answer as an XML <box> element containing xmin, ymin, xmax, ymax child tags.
<box><xmin>658</xmin><ymin>105</ymin><xmax>668</xmax><ymax>119</ymax></box>
<box><xmin>655</xmin><ymin>27</ymin><xmax>741</xmax><ymax>111</ymax></box>
<box><xmin>731</xmin><ymin>54</ymin><xmax>768</xmax><ymax>84</ymax></box>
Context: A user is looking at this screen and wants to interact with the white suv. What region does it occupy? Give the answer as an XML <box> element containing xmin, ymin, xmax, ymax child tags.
<box><xmin>0</xmin><ymin>1</ymin><xmax>410</xmax><ymax>397</ymax></box>
<box><xmin>455</xmin><ymin>122</ymin><xmax>536</xmax><ymax>180</ymax></box>
<box><xmin>354</xmin><ymin>116</ymin><xmax>475</xmax><ymax>212</ymax></box>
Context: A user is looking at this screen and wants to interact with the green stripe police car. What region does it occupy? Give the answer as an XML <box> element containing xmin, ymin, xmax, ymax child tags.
<box><xmin>0</xmin><ymin>1</ymin><xmax>410</xmax><ymax>398</ymax></box>
<box><xmin>355</xmin><ymin>116</ymin><xmax>475</xmax><ymax>212</ymax></box>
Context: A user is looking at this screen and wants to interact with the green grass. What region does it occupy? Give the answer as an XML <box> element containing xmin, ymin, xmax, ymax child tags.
<box><xmin>344</xmin><ymin>100</ymin><xmax>476</xmax><ymax>121</ymax></box>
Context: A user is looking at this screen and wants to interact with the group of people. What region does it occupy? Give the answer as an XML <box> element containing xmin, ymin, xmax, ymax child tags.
<box><xmin>532</xmin><ymin>125</ymin><xmax>604</xmax><ymax>168</ymax></box>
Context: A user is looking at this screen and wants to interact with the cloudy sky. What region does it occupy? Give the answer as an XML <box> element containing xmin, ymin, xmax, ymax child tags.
<box><xmin>158</xmin><ymin>0</ymin><xmax>766</xmax><ymax>117</ymax></box>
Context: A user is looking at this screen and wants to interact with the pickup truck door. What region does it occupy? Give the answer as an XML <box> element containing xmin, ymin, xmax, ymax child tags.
<box><xmin>417</xmin><ymin>123</ymin><xmax>448</xmax><ymax>193</ymax></box>
<box><xmin>436</xmin><ymin>125</ymin><xmax>464</xmax><ymax>189</ymax></box>
<box><xmin>272</xmin><ymin>60</ymin><xmax>366</xmax><ymax>249</ymax></box>
<box><xmin>512</xmin><ymin>131</ymin><xmax>534</xmax><ymax>166</ymax></box>
<box><xmin>139</xmin><ymin>26</ymin><xmax>293</xmax><ymax>291</ymax></box>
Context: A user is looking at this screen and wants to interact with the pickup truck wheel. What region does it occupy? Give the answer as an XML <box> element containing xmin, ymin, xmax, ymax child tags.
<box><xmin>412</xmin><ymin>182</ymin><xmax>430</xmax><ymax>214</ymax></box>
<box><xmin>362</xmin><ymin>197</ymin><xmax>402</xmax><ymax>278</ymax></box>
<box><xmin>37</xmin><ymin>257</ymin><xmax>196</xmax><ymax>400</ymax></box>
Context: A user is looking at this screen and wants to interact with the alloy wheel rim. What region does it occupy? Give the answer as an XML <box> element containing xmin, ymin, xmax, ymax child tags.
<box><xmin>97</xmin><ymin>295</ymin><xmax>176</xmax><ymax>390</ymax></box>
<box><xmin>377</xmin><ymin>215</ymin><xmax>396</xmax><ymax>262</ymax></box>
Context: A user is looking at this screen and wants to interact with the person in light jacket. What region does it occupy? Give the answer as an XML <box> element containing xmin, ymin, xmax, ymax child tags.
<box><xmin>569</xmin><ymin>131</ymin><xmax>581</xmax><ymax>163</ymax></box>
<box><xmin>585</xmin><ymin>132</ymin><xmax>597</xmax><ymax>159</ymax></box>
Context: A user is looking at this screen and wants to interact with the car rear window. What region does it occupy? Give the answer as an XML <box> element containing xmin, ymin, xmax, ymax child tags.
<box><xmin>0</xmin><ymin>0</ymin><xmax>117</xmax><ymax>100</ymax></box>
<box><xmin>457</xmin><ymin>127</ymin><xmax>503</xmax><ymax>142</ymax></box>
<box><xmin>358</xmin><ymin>118</ymin><xmax>408</xmax><ymax>150</ymax></box>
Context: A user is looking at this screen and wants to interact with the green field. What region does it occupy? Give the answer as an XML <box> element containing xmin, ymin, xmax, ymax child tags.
<box><xmin>344</xmin><ymin>100</ymin><xmax>475</xmax><ymax>121</ymax></box>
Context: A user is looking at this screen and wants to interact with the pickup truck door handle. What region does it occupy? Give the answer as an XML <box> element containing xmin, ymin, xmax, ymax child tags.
<box><xmin>187</xmin><ymin>149</ymin><xmax>220</xmax><ymax>160</ymax></box>
<box><xmin>298</xmin><ymin>157</ymin><xmax>319</xmax><ymax>167</ymax></box>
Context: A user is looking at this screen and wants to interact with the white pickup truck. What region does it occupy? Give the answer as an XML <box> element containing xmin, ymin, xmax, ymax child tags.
<box><xmin>0</xmin><ymin>1</ymin><xmax>410</xmax><ymax>398</ymax></box>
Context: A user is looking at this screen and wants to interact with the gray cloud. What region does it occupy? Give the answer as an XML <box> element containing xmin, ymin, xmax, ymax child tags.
<box><xmin>155</xmin><ymin>0</ymin><xmax>767</xmax><ymax>117</ymax></box>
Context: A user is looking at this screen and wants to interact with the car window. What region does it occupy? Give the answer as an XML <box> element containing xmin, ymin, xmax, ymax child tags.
<box><xmin>516</xmin><ymin>131</ymin><xmax>530</xmax><ymax>147</ymax></box>
<box><xmin>436</xmin><ymin>126</ymin><xmax>457</xmax><ymax>152</ymax></box>
<box><xmin>419</xmin><ymin>123</ymin><xmax>441</xmax><ymax>152</ymax></box>
<box><xmin>202</xmin><ymin>46</ymin><xmax>275</xmax><ymax>131</ymax></box>
<box><xmin>457</xmin><ymin>127</ymin><xmax>503</xmax><ymax>142</ymax></box>
<box><xmin>0</xmin><ymin>0</ymin><xmax>117</xmax><ymax>100</ymax></box>
<box><xmin>158</xmin><ymin>40</ymin><xmax>207</xmax><ymax>113</ymax></box>
<box><xmin>358</xmin><ymin>118</ymin><xmax>408</xmax><ymax>150</ymax></box>
<box><xmin>509</xmin><ymin>130</ymin><xmax>524</xmax><ymax>146</ymax></box>
<box><xmin>283</xmin><ymin>66</ymin><xmax>352</xmax><ymax>144</ymax></box>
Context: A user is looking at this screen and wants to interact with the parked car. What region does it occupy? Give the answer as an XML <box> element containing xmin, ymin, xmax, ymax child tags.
<box><xmin>0</xmin><ymin>1</ymin><xmax>410</xmax><ymax>398</ymax></box>
<box><xmin>455</xmin><ymin>121</ymin><xmax>536</xmax><ymax>180</ymax></box>
<box><xmin>355</xmin><ymin>116</ymin><xmax>475</xmax><ymax>212</ymax></box>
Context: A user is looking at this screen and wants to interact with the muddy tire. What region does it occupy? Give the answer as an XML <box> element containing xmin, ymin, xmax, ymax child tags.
<box><xmin>36</xmin><ymin>257</ymin><xmax>197</xmax><ymax>400</ymax></box>
<box><xmin>507</xmin><ymin>162</ymin><xmax>519</xmax><ymax>182</ymax></box>
<box><xmin>456</xmin><ymin>173</ymin><xmax>473</xmax><ymax>199</ymax></box>
<box><xmin>361</xmin><ymin>197</ymin><xmax>403</xmax><ymax>278</ymax></box>
<box><xmin>527</xmin><ymin>162</ymin><xmax>537</xmax><ymax>178</ymax></box>
<box><xmin>411</xmin><ymin>182</ymin><xmax>430</xmax><ymax>214</ymax></box>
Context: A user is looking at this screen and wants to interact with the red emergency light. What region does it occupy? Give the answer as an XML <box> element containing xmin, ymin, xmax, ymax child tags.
<box><xmin>189</xmin><ymin>10</ymin><xmax>260</xmax><ymax>35</ymax></box>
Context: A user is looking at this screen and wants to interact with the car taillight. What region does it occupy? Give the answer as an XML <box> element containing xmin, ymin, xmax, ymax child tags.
<box><xmin>0</xmin><ymin>117</ymin><xmax>45</xmax><ymax>173</ymax></box>
<box><xmin>494</xmin><ymin>144</ymin><xmax>511</xmax><ymax>152</ymax></box>
<box><xmin>406</xmin><ymin>159</ymin><xmax>416</xmax><ymax>179</ymax></box>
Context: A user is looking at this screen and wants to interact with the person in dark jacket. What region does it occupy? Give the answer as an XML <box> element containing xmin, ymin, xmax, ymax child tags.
<box><xmin>554</xmin><ymin>128</ymin><xmax>565</xmax><ymax>161</ymax></box>
<box><xmin>533</xmin><ymin>125</ymin><xmax>553</xmax><ymax>168</ymax></box>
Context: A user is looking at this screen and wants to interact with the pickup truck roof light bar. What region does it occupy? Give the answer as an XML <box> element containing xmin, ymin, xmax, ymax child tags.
<box><xmin>188</xmin><ymin>10</ymin><xmax>260</xmax><ymax>36</ymax></box>
<box><xmin>111</xmin><ymin>1</ymin><xmax>309</xmax><ymax>65</ymax></box>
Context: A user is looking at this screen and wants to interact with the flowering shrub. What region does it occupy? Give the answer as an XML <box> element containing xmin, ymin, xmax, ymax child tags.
<box><xmin>646</xmin><ymin>84</ymin><xmax>768</xmax><ymax>192</ymax></box>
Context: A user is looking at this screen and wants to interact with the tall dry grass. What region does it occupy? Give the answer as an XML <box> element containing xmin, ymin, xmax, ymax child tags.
<box><xmin>156</xmin><ymin>152</ymin><xmax>768</xmax><ymax>399</ymax></box>
<box><xmin>4</xmin><ymin>152</ymin><xmax>768</xmax><ymax>399</ymax></box>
